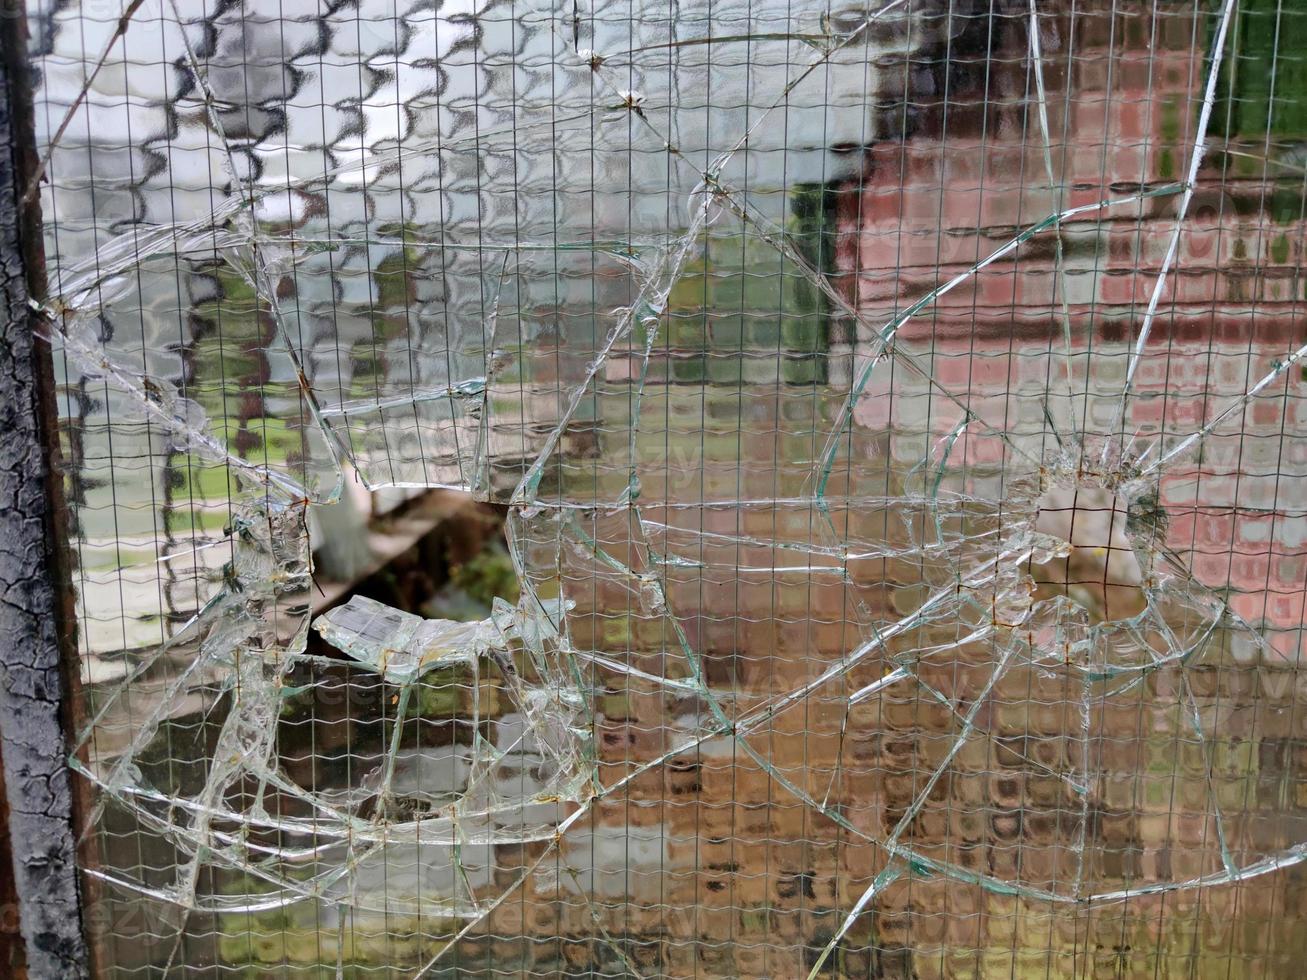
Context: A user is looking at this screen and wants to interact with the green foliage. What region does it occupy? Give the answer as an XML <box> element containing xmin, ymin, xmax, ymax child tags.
<box><xmin>1217</xmin><ymin>1</ymin><xmax>1307</xmax><ymax>140</ymax></box>
<box><xmin>451</xmin><ymin>546</ymin><xmax>520</xmax><ymax>607</ymax></box>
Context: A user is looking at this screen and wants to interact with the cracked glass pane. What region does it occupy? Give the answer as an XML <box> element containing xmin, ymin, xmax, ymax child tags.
<box><xmin>28</xmin><ymin>0</ymin><xmax>1307</xmax><ymax>974</ymax></box>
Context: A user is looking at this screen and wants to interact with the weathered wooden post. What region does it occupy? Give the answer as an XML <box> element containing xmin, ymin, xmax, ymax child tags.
<box><xmin>0</xmin><ymin>0</ymin><xmax>93</xmax><ymax>974</ymax></box>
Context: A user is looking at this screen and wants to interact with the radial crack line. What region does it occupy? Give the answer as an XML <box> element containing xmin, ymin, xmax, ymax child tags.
<box><xmin>624</xmin><ymin>507</ymin><xmax>740</xmax><ymax>733</ymax></box>
<box><xmin>1180</xmin><ymin>673</ymin><xmax>1239</xmax><ymax>878</ymax></box>
<box><xmin>617</xmin><ymin>290</ymin><xmax>666</xmax><ymax>504</ymax></box>
<box><xmin>519</xmin><ymin>0</ymin><xmax>912</xmax><ymax>507</ymax></box>
<box><xmin>1108</xmin><ymin>0</ymin><xmax>1239</xmax><ymax>461</ymax></box>
<box><xmin>908</xmin><ymin>657</ymin><xmax>1092</xmax><ymax>796</ymax></box>
<box><xmin>570</xmin><ymin>649</ymin><xmax>703</xmax><ymax>692</ymax></box>
<box><xmin>713</xmin><ymin>193</ymin><xmax>1042</xmax><ymax>475</ymax></box>
<box><xmin>764</xmin><ymin>186</ymin><xmax>1187</xmax><ymax>494</ymax></box>
<box><xmin>546</xmin><ymin>21</ymin><xmax>1171</xmax><ymax>506</ymax></box>
<box><xmin>411</xmin><ymin>726</ymin><xmax>738</xmax><ymax>978</ymax></box>
<box><xmin>639</xmin><ymin>516</ymin><xmax>996</xmax><ymax>561</ymax></box>
<box><xmin>687</xmin><ymin>0</ymin><xmax>910</xmax><ymax>180</ymax></box>
<box><xmin>46</xmin><ymin>317</ymin><xmax>311</xmax><ymax>499</ymax></box>
<box><xmin>1142</xmin><ymin>331</ymin><xmax>1307</xmax><ymax>476</ymax></box>
<box><xmin>570</xmin><ymin>0</ymin><xmax>909</xmax><ymax>188</ymax></box>
<box><xmin>510</xmin><ymin>208</ymin><xmax>711</xmax><ymax>505</ymax></box>
<box><xmin>693</xmin><ymin>185</ymin><xmax>1182</xmax><ymax>499</ymax></box>
<box><xmin>164</xmin><ymin>0</ymin><xmax>350</xmax><ymax>497</ymax></box>
<box><xmin>736</xmin><ymin>545</ymin><xmax>1035</xmax><ymax>737</ymax></box>
<box><xmin>734</xmin><ymin>586</ymin><xmax>957</xmax><ymax>737</ymax></box>
<box><xmin>728</xmin><ymin>710</ymin><xmax>1064</xmax><ymax>903</ymax></box>
<box><xmin>808</xmin><ymin>864</ymin><xmax>905</xmax><ymax>979</ymax></box>
<box><xmin>560</xmin><ymin>864</ymin><xmax>649</xmax><ymax>979</ymax></box>
<box><xmin>1026</xmin><ymin>0</ymin><xmax>1078</xmax><ymax>412</ymax></box>
<box><xmin>23</xmin><ymin>0</ymin><xmax>153</xmax><ymax>206</ymax></box>
<box><xmin>805</xmin><ymin>645</ymin><xmax>1015</xmax><ymax>979</ymax></box>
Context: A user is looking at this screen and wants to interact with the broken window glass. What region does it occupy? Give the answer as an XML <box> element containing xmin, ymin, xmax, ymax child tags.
<box><xmin>28</xmin><ymin>0</ymin><xmax>1307</xmax><ymax>974</ymax></box>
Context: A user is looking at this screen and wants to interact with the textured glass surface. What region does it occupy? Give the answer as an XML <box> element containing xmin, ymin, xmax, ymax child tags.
<box><xmin>29</xmin><ymin>0</ymin><xmax>1307</xmax><ymax>974</ymax></box>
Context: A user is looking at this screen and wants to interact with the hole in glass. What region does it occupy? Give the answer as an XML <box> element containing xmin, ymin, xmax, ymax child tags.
<box><xmin>1028</xmin><ymin>486</ymin><xmax>1147</xmax><ymax>623</ymax></box>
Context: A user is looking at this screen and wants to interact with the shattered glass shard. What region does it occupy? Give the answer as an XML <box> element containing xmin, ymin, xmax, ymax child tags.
<box><xmin>314</xmin><ymin>595</ymin><xmax>501</xmax><ymax>682</ymax></box>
